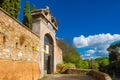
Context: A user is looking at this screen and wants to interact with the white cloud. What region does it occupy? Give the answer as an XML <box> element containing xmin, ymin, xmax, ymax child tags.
<box><xmin>86</xmin><ymin>49</ymin><xmax>95</xmax><ymax>55</ymax></box>
<box><xmin>73</xmin><ymin>33</ymin><xmax>120</xmax><ymax>58</ymax></box>
<box><xmin>73</xmin><ymin>35</ymin><xmax>88</xmax><ymax>48</ymax></box>
<box><xmin>74</xmin><ymin>33</ymin><xmax>120</xmax><ymax>48</ymax></box>
<box><xmin>85</xmin><ymin>54</ymin><xmax>91</xmax><ymax>57</ymax></box>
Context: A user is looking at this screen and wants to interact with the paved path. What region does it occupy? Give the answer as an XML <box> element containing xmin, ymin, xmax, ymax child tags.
<box><xmin>42</xmin><ymin>74</ymin><xmax>96</xmax><ymax>80</ymax></box>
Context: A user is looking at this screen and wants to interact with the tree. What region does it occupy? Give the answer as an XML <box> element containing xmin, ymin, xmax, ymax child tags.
<box><xmin>64</xmin><ymin>48</ymin><xmax>81</xmax><ymax>64</ymax></box>
<box><xmin>95</xmin><ymin>57</ymin><xmax>109</xmax><ymax>65</ymax></box>
<box><xmin>0</xmin><ymin>0</ymin><xmax>5</xmax><ymax>4</ymax></box>
<box><xmin>107</xmin><ymin>42</ymin><xmax>120</xmax><ymax>76</ymax></box>
<box><xmin>77</xmin><ymin>60</ymin><xmax>89</xmax><ymax>69</ymax></box>
<box><xmin>31</xmin><ymin>4</ymin><xmax>36</xmax><ymax>11</ymax></box>
<box><xmin>23</xmin><ymin>1</ymin><xmax>31</xmax><ymax>29</ymax></box>
<box><xmin>56</xmin><ymin>39</ymin><xmax>70</xmax><ymax>61</ymax></box>
<box><xmin>0</xmin><ymin>0</ymin><xmax>20</xmax><ymax>19</ymax></box>
<box><xmin>90</xmin><ymin>59</ymin><xmax>99</xmax><ymax>70</ymax></box>
<box><xmin>56</xmin><ymin>39</ymin><xmax>82</xmax><ymax>68</ymax></box>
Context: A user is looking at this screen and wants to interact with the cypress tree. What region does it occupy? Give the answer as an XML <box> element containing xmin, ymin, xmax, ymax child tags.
<box><xmin>23</xmin><ymin>1</ymin><xmax>31</xmax><ymax>29</ymax></box>
<box><xmin>32</xmin><ymin>4</ymin><xmax>36</xmax><ymax>11</ymax></box>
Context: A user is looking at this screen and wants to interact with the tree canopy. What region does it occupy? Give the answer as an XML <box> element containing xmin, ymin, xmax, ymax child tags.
<box><xmin>107</xmin><ymin>42</ymin><xmax>120</xmax><ymax>76</ymax></box>
<box><xmin>32</xmin><ymin>4</ymin><xmax>36</xmax><ymax>11</ymax></box>
<box><xmin>56</xmin><ymin>39</ymin><xmax>82</xmax><ymax>68</ymax></box>
<box><xmin>0</xmin><ymin>0</ymin><xmax>21</xmax><ymax>19</ymax></box>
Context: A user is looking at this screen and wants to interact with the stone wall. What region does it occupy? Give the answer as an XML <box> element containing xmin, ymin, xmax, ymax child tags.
<box><xmin>0</xmin><ymin>60</ymin><xmax>40</xmax><ymax>80</ymax></box>
<box><xmin>0</xmin><ymin>8</ymin><xmax>40</xmax><ymax>80</ymax></box>
<box><xmin>0</xmin><ymin>7</ymin><xmax>40</xmax><ymax>62</ymax></box>
<box><xmin>66</xmin><ymin>69</ymin><xmax>112</xmax><ymax>80</ymax></box>
<box><xmin>88</xmin><ymin>70</ymin><xmax>112</xmax><ymax>80</ymax></box>
<box><xmin>65</xmin><ymin>69</ymin><xmax>90</xmax><ymax>75</ymax></box>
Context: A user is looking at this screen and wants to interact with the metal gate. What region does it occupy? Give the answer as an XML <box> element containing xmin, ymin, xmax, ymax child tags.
<box><xmin>44</xmin><ymin>43</ymin><xmax>53</xmax><ymax>74</ymax></box>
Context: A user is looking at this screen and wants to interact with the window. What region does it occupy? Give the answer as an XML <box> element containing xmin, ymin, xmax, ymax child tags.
<box><xmin>16</xmin><ymin>42</ymin><xmax>18</xmax><ymax>48</ymax></box>
<box><xmin>3</xmin><ymin>35</ymin><xmax>6</xmax><ymax>44</ymax></box>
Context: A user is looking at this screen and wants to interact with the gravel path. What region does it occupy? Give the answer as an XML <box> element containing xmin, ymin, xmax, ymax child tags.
<box><xmin>43</xmin><ymin>74</ymin><xmax>96</xmax><ymax>80</ymax></box>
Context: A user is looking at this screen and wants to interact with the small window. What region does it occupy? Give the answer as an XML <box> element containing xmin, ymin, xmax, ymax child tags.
<box><xmin>45</xmin><ymin>12</ymin><xmax>48</xmax><ymax>16</ymax></box>
<box><xmin>16</xmin><ymin>42</ymin><xmax>18</xmax><ymax>48</ymax></box>
<box><xmin>32</xmin><ymin>46</ymin><xmax>34</xmax><ymax>51</ymax></box>
<box><xmin>3</xmin><ymin>35</ymin><xmax>6</xmax><ymax>44</ymax></box>
<box><xmin>25</xmin><ymin>45</ymin><xmax>27</xmax><ymax>47</ymax></box>
<box><xmin>51</xmin><ymin>18</ymin><xmax>55</xmax><ymax>23</ymax></box>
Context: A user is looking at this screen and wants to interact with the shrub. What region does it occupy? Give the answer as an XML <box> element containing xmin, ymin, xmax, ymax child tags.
<box><xmin>56</xmin><ymin>63</ymin><xmax>76</xmax><ymax>74</ymax></box>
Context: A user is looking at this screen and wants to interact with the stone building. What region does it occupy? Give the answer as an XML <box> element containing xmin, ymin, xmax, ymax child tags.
<box><xmin>0</xmin><ymin>6</ymin><xmax>62</xmax><ymax>80</ymax></box>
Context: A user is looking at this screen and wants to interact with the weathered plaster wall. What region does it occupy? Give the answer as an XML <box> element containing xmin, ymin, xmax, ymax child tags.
<box><xmin>56</xmin><ymin>45</ymin><xmax>63</xmax><ymax>64</ymax></box>
<box><xmin>0</xmin><ymin>60</ymin><xmax>40</xmax><ymax>80</ymax></box>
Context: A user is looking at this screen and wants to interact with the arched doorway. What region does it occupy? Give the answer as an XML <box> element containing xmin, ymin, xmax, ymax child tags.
<box><xmin>44</xmin><ymin>34</ymin><xmax>54</xmax><ymax>74</ymax></box>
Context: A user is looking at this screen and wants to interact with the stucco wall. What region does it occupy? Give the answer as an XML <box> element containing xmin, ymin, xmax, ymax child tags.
<box><xmin>0</xmin><ymin>60</ymin><xmax>40</xmax><ymax>80</ymax></box>
<box><xmin>56</xmin><ymin>45</ymin><xmax>63</xmax><ymax>64</ymax></box>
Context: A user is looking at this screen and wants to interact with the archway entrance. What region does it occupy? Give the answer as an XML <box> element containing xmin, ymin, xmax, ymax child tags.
<box><xmin>44</xmin><ymin>34</ymin><xmax>54</xmax><ymax>74</ymax></box>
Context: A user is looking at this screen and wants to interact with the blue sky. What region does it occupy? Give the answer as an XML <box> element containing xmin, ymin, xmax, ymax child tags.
<box><xmin>19</xmin><ymin>0</ymin><xmax>120</xmax><ymax>59</ymax></box>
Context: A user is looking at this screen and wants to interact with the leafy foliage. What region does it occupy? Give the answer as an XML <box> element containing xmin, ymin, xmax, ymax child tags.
<box><xmin>89</xmin><ymin>59</ymin><xmax>99</xmax><ymax>70</ymax></box>
<box><xmin>106</xmin><ymin>42</ymin><xmax>120</xmax><ymax>76</ymax></box>
<box><xmin>56</xmin><ymin>39</ymin><xmax>81</xmax><ymax>68</ymax></box>
<box><xmin>56</xmin><ymin>63</ymin><xmax>75</xmax><ymax>73</ymax></box>
<box><xmin>23</xmin><ymin>1</ymin><xmax>32</xmax><ymax>29</ymax></box>
<box><xmin>77</xmin><ymin>60</ymin><xmax>89</xmax><ymax>69</ymax></box>
<box><xmin>0</xmin><ymin>0</ymin><xmax>4</xmax><ymax>4</ymax></box>
<box><xmin>0</xmin><ymin>0</ymin><xmax>21</xmax><ymax>19</ymax></box>
<box><xmin>64</xmin><ymin>49</ymin><xmax>81</xmax><ymax>64</ymax></box>
<box><xmin>95</xmin><ymin>57</ymin><xmax>109</xmax><ymax>65</ymax></box>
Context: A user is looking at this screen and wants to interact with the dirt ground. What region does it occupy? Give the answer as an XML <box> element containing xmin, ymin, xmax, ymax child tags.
<box><xmin>41</xmin><ymin>74</ymin><xmax>96</xmax><ymax>80</ymax></box>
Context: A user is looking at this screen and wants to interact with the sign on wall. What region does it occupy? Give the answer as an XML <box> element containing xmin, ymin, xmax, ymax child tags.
<box><xmin>34</xmin><ymin>46</ymin><xmax>39</xmax><ymax>51</ymax></box>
